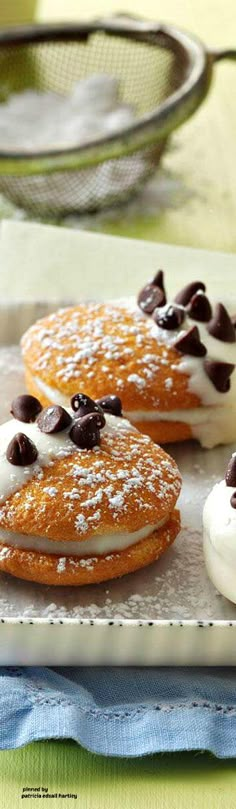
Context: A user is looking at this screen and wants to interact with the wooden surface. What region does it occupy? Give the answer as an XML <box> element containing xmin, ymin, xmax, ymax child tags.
<box><xmin>0</xmin><ymin>0</ymin><xmax>236</xmax><ymax>807</ymax></box>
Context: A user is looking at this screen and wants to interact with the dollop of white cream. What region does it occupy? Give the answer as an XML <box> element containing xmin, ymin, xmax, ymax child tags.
<box><xmin>120</xmin><ymin>299</ymin><xmax>236</xmax><ymax>447</ymax></box>
<box><xmin>0</xmin><ymin>517</ymin><xmax>167</xmax><ymax>558</ymax></box>
<box><xmin>151</xmin><ymin>306</ymin><xmax>236</xmax><ymax>405</ymax></box>
<box><xmin>203</xmin><ymin>476</ymin><xmax>236</xmax><ymax>602</ymax></box>
<box><xmin>0</xmin><ymin>410</ymin><xmax>134</xmax><ymax>504</ymax></box>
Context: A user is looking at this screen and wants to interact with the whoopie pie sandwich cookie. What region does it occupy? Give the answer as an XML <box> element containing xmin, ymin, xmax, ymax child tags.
<box><xmin>203</xmin><ymin>454</ymin><xmax>236</xmax><ymax>603</ymax></box>
<box><xmin>0</xmin><ymin>393</ymin><xmax>181</xmax><ymax>586</ymax></box>
<box><xmin>21</xmin><ymin>272</ymin><xmax>236</xmax><ymax>448</ymax></box>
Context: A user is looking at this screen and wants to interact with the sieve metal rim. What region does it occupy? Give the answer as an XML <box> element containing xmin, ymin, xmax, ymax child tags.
<box><xmin>0</xmin><ymin>15</ymin><xmax>211</xmax><ymax>175</ymax></box>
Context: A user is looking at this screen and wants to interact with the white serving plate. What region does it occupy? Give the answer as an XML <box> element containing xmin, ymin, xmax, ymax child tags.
<box><xmin>0</xmin><ymin>224</ymin><xmax>235</xmax><ymax>665</ymax></box>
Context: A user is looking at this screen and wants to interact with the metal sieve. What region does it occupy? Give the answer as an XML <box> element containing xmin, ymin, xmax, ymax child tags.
<box><xmin>0</xmin><ymin>14</ymin><xmax>235</xmax><ymax>216</ymax></box>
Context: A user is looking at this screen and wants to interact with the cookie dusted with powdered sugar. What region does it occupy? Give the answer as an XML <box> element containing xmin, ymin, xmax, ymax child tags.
<box><xmin>0</xmin><ymin>394</ymin><xmax>181</xmax><ymax>586</ymax></box>
<box><xmin>21</xmin><ymin>273</ymin><xmax>236</xmax><ymax>447</ymax></box>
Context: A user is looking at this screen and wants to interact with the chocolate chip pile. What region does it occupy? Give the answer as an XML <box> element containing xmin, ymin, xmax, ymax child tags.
<box><xmin>137</xmin><ymin>273</ymin><xmax>235</xmax><ymax>393</ymax></box>
<box><xmin>225</xmin><ymin>455</ymin><xmax>236</xmax><ymax>509</ymax></box>
<box><xmin>7</xmin><ymin>393</ymin><xmax>123</xmax><ymax>467</ymax></box>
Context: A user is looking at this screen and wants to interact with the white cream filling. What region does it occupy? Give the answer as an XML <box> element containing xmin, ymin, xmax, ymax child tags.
<box><xmin>203</xmin><ymin>476</ymin><xmax>236</xmax><ymax>602</ymax></box>
<box><xmin>126</xmin><ymin>400</ymin><xmax>236</xmax><ymax>449</ymax></box>
<box><xmin>0</xmin><ymin>518</ymin><xmax>167</xmax><ymax>557</ymax></box>
<box><xmin>126</xmin><ymin>403</ymin><xmax>235</xmax><ymax>426</ymax></box>
<box><xmin>0</xmin><ymin>410</ymin><xmax>134</xmax><ymax>503</ymax></box>
<box><xmin>33</xmin><ymin>376</ymin><xmax>69</xmax><ymax>406</ymax></box>
<box><xmin>33</xmin><ymin>376</ymin><xmax>236</xmax><ymax>449</ymax></box>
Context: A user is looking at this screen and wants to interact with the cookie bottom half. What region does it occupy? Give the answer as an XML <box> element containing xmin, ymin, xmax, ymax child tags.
<box><xmin>0</xmin><ymin>510</ymin><xmax>180</xmax><ymax>586</ymax></box>
<box><xmin>24</xmin><ymin>368</ymin><xmax>192</xmax><ymax>445</ymax></box>
<box><xmin>134</xmin><ymin>420</ymin><xmax>192</xmax><ymax>444</ymax></box>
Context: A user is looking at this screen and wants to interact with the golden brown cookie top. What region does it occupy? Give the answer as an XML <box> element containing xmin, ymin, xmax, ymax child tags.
<box><xmin>21</xmin><ymin>301</ymin><xmax>201</xmax><ymax>411</ymax></box>
<box><xmin>0</xmin><ymin>400</ymin><xmax>181</xmax><ymax>542</ymax></box>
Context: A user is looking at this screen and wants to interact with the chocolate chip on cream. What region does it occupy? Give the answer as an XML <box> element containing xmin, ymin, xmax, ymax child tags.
<box><xmin>137</xmin><ymin>283</ymin><xmax>165</xmax><ymax>315</ymax></box>
<box><xmin>174</xmin><ymin>326</ymin><xmax>207</xmax><ymax>357</ymax></box>
<box><xmin>37</xmin><ymin>405</ymin><xmax>72</xmax><ymax>434</ymax></box>
<box><xmin>207</xmin><ymin>303</ymin><xmax>236</xmax><ymax>343</ymax></box>
<box><xmin>96</xmin><ymin>394</ymin><xmax>122</xmax><ymax>417</ymax></box>
<box><xmin>225</xmin><ymin>455</ymin><xmax>236</xmax><ymax>488</ymax></box>
<box><xmin>11</xmin><ymin>394</ymin><xmax>42</xmax><ymax>423</ymax></box>
<box><xmin>187</xmin><ymin>292</ymin><xmax>212</xmax><ymax>323</ymax></box>
<box><xmin>152</xmin><ymin>270</ymin><xmax>167</xmax><ymax>303</ymax></box>
<box><xmin>71</xmin><ymin>392</ymin><xmax>105</xmax><ymax>427</ymax></box>
<box><xmin>69</xmin><ymin>412</ymin><xmax>101</xmax><ymax>449</ymax></box>
<box><xmin>204</xmin><ymin>360</ymin><xmax>234</xmax><ymax>393</ymax></box>
<box><xmin>174</xmin><ymin>281</ymin><xmax>206</xmax><ymax>306</ymax></box>
<box><xmin>231</xmin><ymin>492</ymin><xmax>236</xmax><ymax>509</ymax></box>
<box><xmin>6</xmin><ymin>432</ymin><xmax>38</xmax><ymax>466</ymax></box>
<box><xmin>153</xmin><ymin>303</ymin><xmax>185</xmax><ymax>331</ymax></box>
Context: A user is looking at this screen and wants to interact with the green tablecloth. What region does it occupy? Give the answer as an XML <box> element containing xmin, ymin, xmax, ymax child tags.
<box><xmin>2</xmin><ymin>742</ymin><xmax>236</xmax><ymax>808</ymax></box>
<box><xmin>0</xmin><ymin>0</ymin><xmax>236</xmax><ymax>806</ymax></box>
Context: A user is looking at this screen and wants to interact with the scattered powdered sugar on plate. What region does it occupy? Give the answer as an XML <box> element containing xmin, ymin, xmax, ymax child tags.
<box><xmin>0</xmin><ymin>347</ymin><xmax>25</xmax><ymax>424</ymax></box>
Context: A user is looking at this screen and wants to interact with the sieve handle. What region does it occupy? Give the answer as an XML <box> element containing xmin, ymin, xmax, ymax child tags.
<box><xmin>210</xmin><ymin>48</ymin><xmax>236</xmax><ymax>62</ymax></box>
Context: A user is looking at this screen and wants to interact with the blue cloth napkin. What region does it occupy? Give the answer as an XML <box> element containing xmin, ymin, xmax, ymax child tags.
<box><xmin>1</xmin><ymin>666</ymin><xmax>236</xmax><ymax>757</ymax></box>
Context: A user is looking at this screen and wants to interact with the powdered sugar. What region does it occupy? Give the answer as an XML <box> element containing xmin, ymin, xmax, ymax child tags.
<box><xmin>0</xmin><ymin>75</ymin><xmax>136</xmax><ymax>152</ymax></box>
<box><xmin>43</xmin><ymin>487</ymin><xmax>58</xmax><ymax>497</ymax></box>
<box><xmin>165</xmin><ymin>377</ymin><xmax>173</xmax><ymax>390</ymax></box>
<box><xmin>57</xmin><ymin>557</ymin><xmax>66</xmax><ymax>573</ymax></box>
<box><xmin>108</xmin><ymin>493</ymin><xmax>125</xmax><ymax>510</ymax></box>
<box><xmin>75</xmin><ymin>515</ymin><xmax>89</xmax><ymax>534</ymax></box>
<box><xmin>127</xmin><ymin>373</ymin><xmax>146</xmax><ymax>390</ymax></box>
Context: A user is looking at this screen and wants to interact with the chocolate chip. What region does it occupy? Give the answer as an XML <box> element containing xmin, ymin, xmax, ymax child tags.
<box><xmin>11</xmin><ymin>394</ymin><xmax>42</xmax><ymax>423</ymax></box>
<box><xmin>96</xmin><ymin>395</ymin><xmax>122</xmax><ymax>417</ymax></box>
<box><xmin>153</xmin><ymin>304</ymin><xmax>185</xmax><ymax>330</ymax></box>
<box><xmin>230</xmin><ymin>491</ymin><xmax>236</xmax><ymax>509</ymax></box>
<box><xmin>187</xmin><ymin>292</ymin><xmax>212</xmax><ymax>323</ymax></box>
<box><xmin>225</xmin><ymin>455</ymin><xmax>236</xmax><ymax>487</ymax></box>
<box><xmin>152</xmin><ymin>270</ymin><xmax>167</xmax><ymax>303</ymax></box>
<box><xmin>207</xmin><ymin>303</ymin><xmax>236</xmax><ymax>343</ymax></box>
<box><xmin>69</xmin><ymin>413</ymin><xmax>101</xmax><ymax>449</ymax></box>
<box><xmin>174</xmin><ymin>326</ymin><xmax>207</xmax><ymax>357</ymax></box>
<box><xmin>37</xmin><ymin>405</ymin><xmax>72</xmax><ymax>434</ymax></box>
<box><xmin>137</xmin><ymin>283</ymin><xmax>165</xmax><ymax>314</ymax></box>
<box><xmin>70</xmin><ymin>393</ymin><xmax>105</xmax><ymax>428</ymax></box>
<box><xmin>174</xmin><ymin>281</ymin><xmax>206</xmax><ymax>306</ymax></box>
<box><xmin>6</xmin><ymin>432</ymin><xmax>38</xmax><ymax>466</ymax></box>
<box><xmin>204</xmin><ymin>360</ymin><xmax>234</xmax><ymax>392</ymax></box>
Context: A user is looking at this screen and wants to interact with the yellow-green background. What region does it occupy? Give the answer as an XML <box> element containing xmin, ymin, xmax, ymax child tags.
<box><xmin>0</xmin><ymin>1</ymin><xmax>236</xmax><ymax>807</ymax></box>
<box><xmin>1</xmin><ymin>0</ymin><xmax>236</xmax><ymax>253</ymax></box>
<box><xmin>2</xmin><ymin>742</ymin><xmax>236</xmax><ymax>809</ymax></box>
